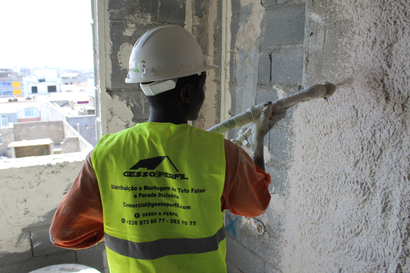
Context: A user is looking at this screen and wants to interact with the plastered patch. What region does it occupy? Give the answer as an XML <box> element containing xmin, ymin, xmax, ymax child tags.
<box><xmin>104</xmin><ymin>93</ymin><xmax>135</xmax><ymax>134</ymax></box>
<box><xmin>117</xmin><ymin>43</ymin><xmax>133</xmax><ymax>70</ymax></box>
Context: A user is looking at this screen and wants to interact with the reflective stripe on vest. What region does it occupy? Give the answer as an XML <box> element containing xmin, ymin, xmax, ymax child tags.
<box><xmin>105</xmin><ymin>225</ymin><xmax>225</xmax><ymax>260</ymax></box>
<box><xmin>92</xmin><ymin>123</ymin><xmax>227</xmax><ymax>272</ymax></box>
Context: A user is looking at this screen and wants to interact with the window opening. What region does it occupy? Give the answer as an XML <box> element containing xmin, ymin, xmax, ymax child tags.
<box><xmin>24</xmin><ymin>108</ymin><xmax>37</xmax><ymax>117</ymax></box>
<box><xmin>1</xmin><ymin>115</ymin><xmax>8</xmax><ymax>127</ymax></box>
<box><xmin>48</xmin><ymin>85</ymin><xmax>57</xmax><ymax>92</ymax></box>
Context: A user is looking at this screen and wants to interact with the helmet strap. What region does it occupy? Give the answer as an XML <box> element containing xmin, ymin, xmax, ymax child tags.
<box><xmin>140</xmin><ymin>79</ymin><xmax>177</xmax><ymax>96</ymax></box>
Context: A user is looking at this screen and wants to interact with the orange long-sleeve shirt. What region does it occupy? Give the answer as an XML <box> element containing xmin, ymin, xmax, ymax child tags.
<box><xmin>50</xmin><ymin>139</ymin><xmax>271</xmax><ymax>249</ymax></box>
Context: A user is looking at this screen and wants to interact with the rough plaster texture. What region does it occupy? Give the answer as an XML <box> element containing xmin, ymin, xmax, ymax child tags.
<box><xmin>82</xmin><ymin>0</ymin><xmax>410</xmax><ymax>272</ymax></box>
<box><xmin>0</xmin><ymin>154</ymin><xmax>81</xmax><ymax>261</ymax></box>
<box><xmin>0</xmin><ymin>153</ymin><xmax>108</xmax><ymax>272</ymax></box>
<box><xmin>282</xmin><ymin>0</ymin><xmax>410</xmax><ymax>272</ymax></box>
<box><xmin>13</xmin><ymin>121</ymin><xmax>64</xmax><ymax>145</ymax></box>
<box><xmin>225</xmin><ymin>1</ymin><xmax>305</xmax><ymax>271</ymax></box>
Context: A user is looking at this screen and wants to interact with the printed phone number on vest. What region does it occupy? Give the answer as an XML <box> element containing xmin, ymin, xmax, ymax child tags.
<box><xmin>123</xmin><ymin>219</ymin><xmax>197</xmax><ymax>226</ymax></box>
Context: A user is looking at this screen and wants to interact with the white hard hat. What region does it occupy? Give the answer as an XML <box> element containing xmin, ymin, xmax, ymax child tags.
<box><xmin>125</xmin><ymin>25</ymin><xmax>217</xmax><ymax>96</ymax></box>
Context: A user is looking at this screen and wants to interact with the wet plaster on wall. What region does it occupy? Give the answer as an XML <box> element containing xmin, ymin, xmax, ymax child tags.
<box><xmin>0</xmin><ymin>153</ymin><xmax>85</xmax><ymax>257</ymax></box>
<box><xmin>282</xmin><ymin>0</ymin><xmax>410</xmax><ymax>272</ymax></box>
<box><xmin>104</xmin><ymin>92</ymin><xmax>135</xmax><ymax>134</ymax></box>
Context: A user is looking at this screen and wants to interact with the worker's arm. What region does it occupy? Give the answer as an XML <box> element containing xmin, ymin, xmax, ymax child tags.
<box><xmin>222</xmin><ymin>139</ymin><xmax>271</xmax><ymax>217</ymax></box>
<box><xmin>49</xmin><ymin>150</ymin><xmax>104</xmax><ymax>250</ymax></box>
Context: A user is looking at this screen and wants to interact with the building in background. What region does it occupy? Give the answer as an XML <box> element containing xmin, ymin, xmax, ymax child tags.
<box><xmin>0</xmin><ymin>98</ymin><xmax>41</xmax><ymax>126</ymax></box>
<box><xmin>24</xmin><ymin>68</ymin><xmax>60</xmax><ymax>96</ymax></box>
<box><xmin>0</xmin><ymin>69</ymin><xmax>23</xmax><ymax>97</ymax></box>
<box><xmin>40</xmin><ymin>91</ymin><xmax>96</xmax><ymax>146</ymax></box>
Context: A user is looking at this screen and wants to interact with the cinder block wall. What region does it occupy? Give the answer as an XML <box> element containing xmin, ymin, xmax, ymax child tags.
<box><xmin>95</xmin><ymin>0</ymin><xmax>410</xmax><ymax>272</ymax></box>
<box><xmin>13</xmin><ymin>121</ymin><xmax>65</xmax><ymax>145</ymax></box>
<box><xmin>225</xmin><ymin>1</ymin><xmax>306</xmax><ymax>271</ymax></box>
<box><xmin>14</xmin><ymin>144</ymin><xmax>52</xmax><ymax>158</ymax></box>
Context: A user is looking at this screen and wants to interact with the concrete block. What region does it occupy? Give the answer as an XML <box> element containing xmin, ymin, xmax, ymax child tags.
<box><xmin>226</xmin><ymin>260</ymin><xmax>242</xmax><ymax>273</ymax></box>
<box><xmin>256</xmin><ymin>89</ymin><xmax>281</xmax><ymax>104</ymax></box>
<box><xmin>277</xmin><ymin>0</ymin><xmax>305</xmax><ymax>4</ymax></box>
<box><xmin>159</xmin><ymin>0</ymin><xmax>185</xmax><ymax>25</ymax></box>
<box><xmin>268</xmin><ymin>125</ymin><xmax>292</xmax><ymax>165</ymax></box>
<box><xmin>76</xmin><ymin>242</ymin><xmax>107</xmax><ymax>273</ymax></box>
<box><xmin>31</xmin><ymin>228</ymin><xmax>63</xmax><ymax>257</ymax></box>
<box><xmin>260</xmin><ymin>5</ymin><xmax>305</xmax><ymax>47</ymax></box>
<box><xmin>0</xmin><ymin>233</ymin><xmax>31</xmax><ymax>266</ymax></box>
<box><xmin>271</xmin><ymin>45</ymin><xmax>303</xmax><ymax>85</ymax></box>
<box><xmin>230</xmin><ymin>14</ymin><xmax>240</xmax><ymax>51</ymax></box>
<box><xmin>258</xmin><ymin>53</ymin><xmax>271</xmax><ymax>85</ymax></box>
<box><xmin>226</xmin><ymin>236</ymin><xmax>265</xmax><ymax>273</ymax></box>
<box><xmin>231</xmin><ymin>0</ymin><xmax>242</xmax><ymax>15</ymax></box>
<box><xmin>0</xmin><ymin>251</ymin><xmax>75</xmax><ymax>273</ymax></box>
<box><xmin>261</xmin><ymin>0</ymin><xmax>277</xmax><ymax>8</ymax></box>
<box><xmin>140</xmin><ymin>0</ymin><xmax>160</xmax><ymax>21</ymax></box>
<box><xmin>108</xmin><ymin>0</ymin><xmax>159</xmax><ymax>21</ymax></box>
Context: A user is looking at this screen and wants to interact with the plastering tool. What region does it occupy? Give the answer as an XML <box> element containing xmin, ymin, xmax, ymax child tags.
<box><xmin>207</xmin><ymin>82</ymin><xmax>336</xmax><ymax>156</ymax></box>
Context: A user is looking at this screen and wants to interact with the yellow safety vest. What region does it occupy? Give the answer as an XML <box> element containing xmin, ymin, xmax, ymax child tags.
<box><xmin>92</xmin><ymin>122</ymin><xmax>226</xmax><ymax>273</ymax></box>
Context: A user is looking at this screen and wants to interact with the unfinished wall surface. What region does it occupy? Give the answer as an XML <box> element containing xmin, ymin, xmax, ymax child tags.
<box><xmin>95</xmin><ymin>0</ymin><xmax>221</xmax><ymax>136</ymax></box>
<box><xmin>91</xmin><ymin>0</ymin><xmax>409</xmax><ymax>272</ymax></box>
<box><xmin>0</xmin><ymin>154</ymin><xmax>108</xmax><ymax>273</ymax></box>
<box><xmin>14</xmin><ymin>143</ymin><xmax>52</xmax><ymax>158</ymax></box>
<box><xmin>282</xmin><ymin>0</ymin><xmax>410</xmax><ymax>272</ymax></box>
<box><xmin>95</xmin><ymin>0</ymin><xmax>185</xmax><ymax>136</ymax></box>
<box><xmin>224</xmin><ymin>0</ymin><xmax>306</xmax><ymax>272</ymax></box>
<box><xmin>14</xmin><ymin>121</ymin><xmax>64</xmax><ymax>145</ymax></box>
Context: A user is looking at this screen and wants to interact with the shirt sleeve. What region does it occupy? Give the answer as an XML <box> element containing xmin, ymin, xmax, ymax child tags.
<box><xmin>221</xmin><ymin>139</ymin><xmax>271</xmax><ymax>217</ymax></box>
<box><xmin>49</xmin><ymin>150</ymin><xmax>104</xmax><ymax>250</ymax></box>
<box><xmin>50</xmin><ymin>139</ymin><xmax>271</xmax><ymax>249</ymax></box>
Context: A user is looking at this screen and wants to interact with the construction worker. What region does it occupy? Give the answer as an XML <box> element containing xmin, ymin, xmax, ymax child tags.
<box><xmin>50</xmin><ymin>25</ymin><xmax>281</xmax><ymax>272</ymax></box>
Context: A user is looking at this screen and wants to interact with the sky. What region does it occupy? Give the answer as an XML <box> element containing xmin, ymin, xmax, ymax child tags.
<box><xmin>0</xmin><ymin>0</ymin><xmax>94</xmax><ymax>70</ymax></box>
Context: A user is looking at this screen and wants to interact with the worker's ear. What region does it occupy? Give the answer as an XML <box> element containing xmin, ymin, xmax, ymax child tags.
<box><xmin>180</xmin><ymin>84</ymin><xmax>194</xmax><ymax>103</ymax></box>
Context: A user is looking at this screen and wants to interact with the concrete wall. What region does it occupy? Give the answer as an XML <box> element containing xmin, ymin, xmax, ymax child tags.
<box><xmin>66</xmin><ymin>116</ymin><xmax>97</xmax><ymax>146</ymax></box>
<box><xmin>40</xmin><ymin>101</ymin><xmax>66</xmax><ymax>122</ymax></box>
<box><xmin>90</xmin><ymin>0</ymin><xmax>410</xmax><ymax>272</ymax></box>
<box><xmin>224</xmin><ymin>1</ymin><xmax>306</xmax><ymax>272</ymax></box>
<box><xmin>14</xmin><ymin>121</ymin><xmax>64</xmax><ymax>145</ymax></box>
<box><xmin>14</xmin><ymin>144</ymin><xmax>52</xmax><ymax>158</ymax></box>
<box><xmin>0</xmin><ymin>153</ymin><xmax>108</xmax><ymax>273</ymax></box>
<box><xmin>41</xmin><ymin>101</ymin><xmax>97</xmax><ymax>146</ymax></box>
<box><xmin>61</xmin><ymin>137</ymin><xmax>80</xmax><ymax>154</ymax></box>
<box><xmin>282</xmin><ymin>1</ymin><xmax>410</xmax><ymax>272</ymax></box>
<box><xmin>62</xmin><ymin>120</ymin><xmax>93</xmax><ymax>153</ymax></box>
<box><xmin>94</xmin><ymin>0</ymin><xmax>221</xmax><ymax>137</ymax></box>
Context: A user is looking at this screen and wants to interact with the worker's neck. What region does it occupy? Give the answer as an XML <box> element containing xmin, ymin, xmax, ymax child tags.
<box><xmin>148</xmin><ymin>108</ymin><xmax>187</xmax><ymax>125</ymax></box>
